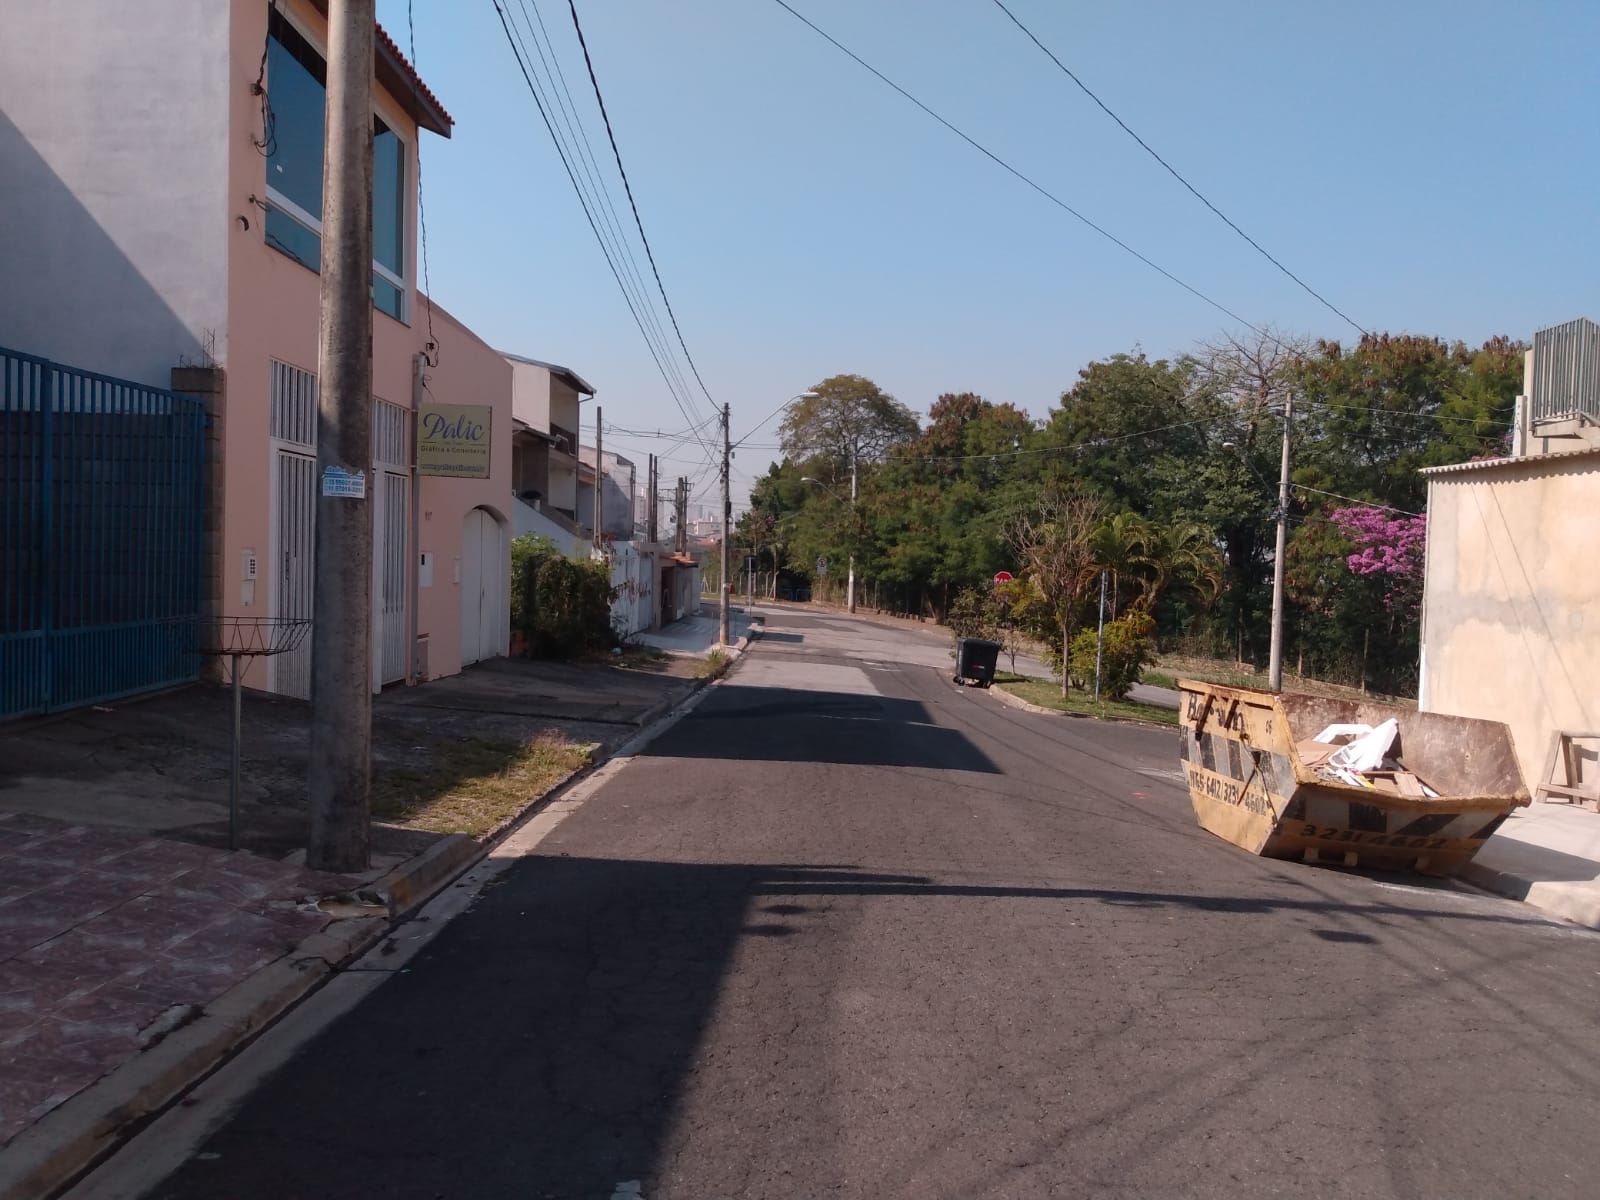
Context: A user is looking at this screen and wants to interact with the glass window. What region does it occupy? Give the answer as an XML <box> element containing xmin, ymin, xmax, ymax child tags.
<box><xmin>372</xmin><ymin>272</ymin><xmax>404</xmax><ymax>321</ymax></box>
<box><xmin>265</xmin><ymin>10</ymin><xmax>407</xmax><ymax>322</ymax></box>
<box><xmin>373</xmin><ymin>118</ymin><xmax>404</xmax><ymax>278</ymax></box>
<box><xmin>265</xmin><ymin>11</ymin><xmax>325</xmax><ymax>220</ymax></box>
<box><xmin>265</xmin><ymin>206</ymin><xmax>320</xmax><ymax>271</ymax></box>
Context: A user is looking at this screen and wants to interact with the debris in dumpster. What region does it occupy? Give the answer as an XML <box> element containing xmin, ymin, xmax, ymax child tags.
<box><xmin>1297</xmin><ymin>719</ymin><xmax>1439</xmax><ymax>796</ymax></box>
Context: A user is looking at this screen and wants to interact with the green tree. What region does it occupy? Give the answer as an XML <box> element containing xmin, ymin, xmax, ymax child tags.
<box><xmin>1004</xmin><ymin>487</ymin><xmax>1104</xmax><ymax>697</ymax></box>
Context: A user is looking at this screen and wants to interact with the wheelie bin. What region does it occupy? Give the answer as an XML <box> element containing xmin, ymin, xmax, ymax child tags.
<box><xmin>1177</xmin><ymin>679</ymin><xmax>1528</xmax><ymax>876</ymax></box>
<box><xmin>954</xmin><ymin>637</ymin><xmax>1002</xmax><ymax>688</ymax></box>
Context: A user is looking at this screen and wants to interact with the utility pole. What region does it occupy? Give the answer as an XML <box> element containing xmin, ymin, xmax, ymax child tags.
<box><xmin>645</xmin><ymin>454</ymin><xmax>656</xmax><ymax>544</ymax></box>
<box><xmin>592</xmin><ymin>406</ymin><xmax>603</xmax><ymax>547</ymax></box>
<box><xmin>1267</xmin><ymin>390</ymin><xmax>1293</xmax><ymax>692</ymax></box>
<box><xmin>847</xmin><ymin>447</ymin><xmax>858</xmax><ymax>614</ymax></box>
<box><xmin>719</xmin><ymin>401</ymin><xmax>731</xmax><ymax>646</ymax></box>
<box><xmin>1093</xmin><ymin>568</ymin><xmax>1108</xmax><ymax>702</ymax></box>
<box><xmin>307</xmin><ymin>0</ymin><xmax>374</xmax><ymax>873</ymax></box>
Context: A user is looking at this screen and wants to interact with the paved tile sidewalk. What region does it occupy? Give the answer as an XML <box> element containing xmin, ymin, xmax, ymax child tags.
<box><xmin>0</xmin><ymin>813</ymin><xmax>357</xmax><ymax>1146</ymax></box>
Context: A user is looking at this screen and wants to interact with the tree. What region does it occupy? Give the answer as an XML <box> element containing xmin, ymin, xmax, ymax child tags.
<box><xmin>1004</xmin><ymin>488</ymin><xmax>1104</xmax><ymax>697</ymax></box>
<box><xmin>778</xmin><ymin>374</ymin><xmax>920</xmax><ymax>474</ymax></box>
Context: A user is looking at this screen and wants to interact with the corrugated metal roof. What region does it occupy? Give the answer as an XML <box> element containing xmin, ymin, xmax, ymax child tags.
<box><xmin>1421</xmin><ymin>444</ymin><xmax>1600</xmax><ymax>477</ymax></box>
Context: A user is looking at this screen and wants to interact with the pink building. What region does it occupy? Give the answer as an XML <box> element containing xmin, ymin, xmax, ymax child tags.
<box><xmin>0</xmin><ymin>0</ymin><xmax>513</xmax><ymax>698</ymax></box>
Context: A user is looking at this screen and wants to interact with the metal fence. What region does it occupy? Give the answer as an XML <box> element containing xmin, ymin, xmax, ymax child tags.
<box><xmin>1530</xmin><ymin>317</ymin><xmax>1600</xmax><ymax>426</ymax></box>
<box><xmin>1</xmin><ymin>346</ymin><xmax>207</xmax><ymax>719</ymax></box>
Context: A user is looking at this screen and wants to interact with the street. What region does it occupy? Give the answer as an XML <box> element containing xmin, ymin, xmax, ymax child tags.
<box><xmin>85</xmin><ymin>608</ymin><xmax>1600</xmax><ymax>1199</ymax></box>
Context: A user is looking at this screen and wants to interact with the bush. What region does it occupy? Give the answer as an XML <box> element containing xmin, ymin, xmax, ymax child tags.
<box><xmin>510</xmin><ymin>534</ymin><xmax>616</xmax><ymax>659</ymax></box>
<box><xmin>1068</xmin><ymin>611</ymin><xmax>1157</xmax><ymax>699</ymax></box>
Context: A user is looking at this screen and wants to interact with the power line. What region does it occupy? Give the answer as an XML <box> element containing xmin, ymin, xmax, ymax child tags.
<box><xmin>988</xmin><ymin>0</ymin><xmax>1366</xmax><ymax>337</ymax></box>
<box><xmin>768</xmin><ymin>0</ymin><xmax>1260</xmax><ymax>334</ymax></box>
<box><xmin>1291</xmin><ymin>484</ymin><xmax>1423</xmax><ymax>517</ymax></box>
<box><xmin>406</xmin><ymin>0</ymin><xmax>439</xmax><ymax>360</ymax></box>
<box><xmin>517</xmin><ymin>0</ymin><xmax>699</xmax><ymax>414</ymax></box>
<box><xmin>491</xmin><ymin>0</ymin><xmax>716</xmax><ymax>456</ymax></box>
<box><xmin>506</xmin><ymin>0</ymin><xmax>703</xmax><ymax>428</ymax></box>
<box><xmin>1300</xmin><ymin>397</ymin><xmax>1513</xmax><ymax>428</ymax></box>
<box><xmin>567</xmin><ymin>0</ymin><xmax>723</xmax><ymax>423</ymax></box>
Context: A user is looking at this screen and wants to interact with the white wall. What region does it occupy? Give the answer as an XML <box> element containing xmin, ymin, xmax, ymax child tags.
<box><xmin>0</xmin><ymin>0</ymin><xmax>231</xmax><ymax>384</ymax></box>
<box><xmin>1421</xmin><ymin>454</ymin><xmax>1600</xmax><ymax>790</ymax></box>
<box><xmin>507</xmin><ymin>358</ymin><xmax>553</xmax><ymax>430</ymax></box>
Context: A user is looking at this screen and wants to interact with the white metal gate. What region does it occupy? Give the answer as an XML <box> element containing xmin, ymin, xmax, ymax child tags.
<box><xmin>376</xmin><ymin>471</ymin><xmax>408</xmax><ymax>685</ymax></box>
<box><xmin>273</xmin><ymin>450</ymin><xmax>316</xmax><ymax>699</ymax></box>
<box><xmin>460</xmin><ymin>507</ymin><xmax>505</xmax><ymax>666</ymax></box>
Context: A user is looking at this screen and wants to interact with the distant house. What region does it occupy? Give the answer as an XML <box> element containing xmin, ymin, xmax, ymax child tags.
<box><xmin>0</xmin><ymin>0</ymin><xmax>513</xmax><ymax>709</ymax></box>
<box><xmin>1419</xmin><ymin>317</ymin><xmax>1599</xmax><ymax>792</ymax></box>
<box><xmin>505</xmin><ymin>355</ymin><xmax>593</xmax><ymax>556</ymax></box>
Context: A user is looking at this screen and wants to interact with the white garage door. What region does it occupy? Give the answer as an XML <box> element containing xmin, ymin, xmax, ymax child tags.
<box><xmin>460</xmin><ymin>508</ymin><xmax>507</xmax><ymax>666</ymax></box>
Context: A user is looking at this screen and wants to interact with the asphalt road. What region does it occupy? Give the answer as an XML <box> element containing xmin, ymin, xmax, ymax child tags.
<box><xmin>125</xmin><ymin>609</ymin><xmax>1600</xmax><ymax>1198</ymax></box>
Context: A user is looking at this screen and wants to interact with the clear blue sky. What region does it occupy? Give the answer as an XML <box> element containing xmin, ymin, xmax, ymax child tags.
<box><xmin>381</xmin><ymin>0</ymin><xmax>1600</xmax><ymax>511</ymax></box>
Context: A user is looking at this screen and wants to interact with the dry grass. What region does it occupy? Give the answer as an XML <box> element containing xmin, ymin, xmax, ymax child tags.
<box><xmin>1148</xmin><ymin>654</ymin><xmax>1414</xmax><ymax>706</ymax></box>
<box><xmin>696</xmin><ymin>648</ymin><xmax>731</xmax><ymax>680</ymax></box>
<box><xmin>372</xmin><ymin>733</ymin><xmax>593</xmax><ymax>838</ymax></box>
<box><xmin>994</xmin><ymin>674</ymin><xmax>1179</xmax><ymax>727</ymax></box>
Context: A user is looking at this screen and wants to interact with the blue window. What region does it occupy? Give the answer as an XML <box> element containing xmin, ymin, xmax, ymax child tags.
<box><xmin>265</xmin><ymin>9</ymin><xmax>408</xmax><ymax>321</ymax></box>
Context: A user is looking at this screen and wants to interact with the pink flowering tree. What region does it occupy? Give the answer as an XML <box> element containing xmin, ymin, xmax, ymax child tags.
<box><xmin>1327</xmin><ymin>507</ymin><xmax>1426</xmax><ymax>616</ymax></box>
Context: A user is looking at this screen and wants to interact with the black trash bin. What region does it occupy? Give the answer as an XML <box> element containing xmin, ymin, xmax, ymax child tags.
<box><xmin>954</xmin><ymin>637</ymin><xmax>1002</xmax><ymax>688</ymax></box>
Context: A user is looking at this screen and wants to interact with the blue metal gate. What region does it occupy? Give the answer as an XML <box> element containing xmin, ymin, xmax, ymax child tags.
<box><xmin>1</xmin><ymin>346</ymin><xmax>207</xmax><ymax>719</ymax></box>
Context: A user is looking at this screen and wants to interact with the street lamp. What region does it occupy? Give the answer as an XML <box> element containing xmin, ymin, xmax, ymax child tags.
<box><xmin>1218</xmin><ymin>394</ymin><xmax>1293</xmax><ymax>694</ymax></box>
<box><xmin>801</xmin><ymin>474</ymin><xmax>856</xmax><ymax>614</ymax></box>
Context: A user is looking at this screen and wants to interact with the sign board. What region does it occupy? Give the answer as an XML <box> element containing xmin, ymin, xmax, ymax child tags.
<box><xmin>993</xmin><ymin>570</ymin><xmax>1014</xmax><ymax>583</ymax></box>
<box><xmin>321</xmin><ymin>465</ymin><xmax>366</xmax><ymax>499</ymax></box>
<box><xmin>418</xmin><ymin>404</ymin><xmax>492</xmax><ymax>478</ymax></box>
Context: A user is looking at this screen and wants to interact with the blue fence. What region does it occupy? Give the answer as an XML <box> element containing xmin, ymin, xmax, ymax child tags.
<box><xmin>1</xmin><ymin>346</ymin><xmax>207</xmax><ymax>720</ymax></box>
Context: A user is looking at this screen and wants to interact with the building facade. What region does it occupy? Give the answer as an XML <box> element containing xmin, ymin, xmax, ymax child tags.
<box><xmin>0</xmin><ymin>0</ymin><xmax>512</xmax><ymax>700</ymax></box>
<box><xmin>1419</xmin><ymin>319</ymin><xmax>1600</xmax><ymax>792</ymax></box>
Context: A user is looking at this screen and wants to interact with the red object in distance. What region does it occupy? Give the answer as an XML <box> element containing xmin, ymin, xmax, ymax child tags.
<box><xmin>992</xmin><ymin>571</ymin><xmax>1015</xmax><ymax>583</ymax></box>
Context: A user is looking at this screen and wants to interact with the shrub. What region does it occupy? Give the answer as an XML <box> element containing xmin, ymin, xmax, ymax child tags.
<box><xmin>1068</xmin><ymin>611</ymin><xmax>1157</xmax><ymax>700</ymax></box>
<box><xmin>510</xmin><ymin>534</ymin><xmax>617</xmax><ymax>659</ymax></box>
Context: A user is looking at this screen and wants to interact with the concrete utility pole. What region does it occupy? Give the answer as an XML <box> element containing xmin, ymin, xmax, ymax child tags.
<box><xmin>1267</xmin><ymin>391</ymin><xmax>1293</xmax><ymax>693</ymax></box>
<box><xmin>720</xmin><ymin>401</ymin><xmax>731</xmax><ymax>646</ymax></box>
<box><xmin>307</xmin><ymin>0</ymin><xmax>375</xmax><ymax>873</ymax></box>
<box><xmin>847</xmin><ymin>448</ymin><xmax>858</xmax><ymax>614</ymax></box>
<box><xmin>592</xmin><ymin>406</ymin><xmax>603</xmax><ymax>546</ymax></box>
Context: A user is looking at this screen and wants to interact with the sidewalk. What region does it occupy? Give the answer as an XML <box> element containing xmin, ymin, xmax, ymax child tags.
<box><xmin>1461</xmin><ymin>803</ymin><xmax>1600</xmax><ymax>930</ymax></box>
<box><xmin>0</xmin><ymin>651</ymin><xmax>704</xmax><ymax>1176</ymax></box>
<box><xmin>0</xmin><ymin>814</ymin><xmax>362</xmax><ymax>1147</ymax></box>
<box><xmin>634</xmin><ymin>609</ymin><xmax>753</xmax><ymax>657</ymax></box>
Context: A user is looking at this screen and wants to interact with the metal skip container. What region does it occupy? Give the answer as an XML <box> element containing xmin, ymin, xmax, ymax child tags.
<box><xmin>1177</xmin><ymin>680</ymin><xmax>1529</xmax><ymax>875</ymax></box>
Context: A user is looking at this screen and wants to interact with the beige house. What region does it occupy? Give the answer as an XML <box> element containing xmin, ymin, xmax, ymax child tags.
<box><xmin>1418</xmin><ymin>318</ymin><xmax>1599</xmax><ymax>793</ymax></box>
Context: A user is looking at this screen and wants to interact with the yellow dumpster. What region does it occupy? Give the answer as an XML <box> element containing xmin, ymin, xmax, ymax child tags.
<box><xmin>1177</xmin><ymin>680</ymin><xmax>1529</xmax><ymax>875</ymax></box>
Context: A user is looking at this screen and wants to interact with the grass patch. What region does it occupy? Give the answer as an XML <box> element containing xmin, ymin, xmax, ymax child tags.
<box><xmin>1139</xmin><ymin>669</ymin><xmax>1178</xmax><ymax>690</ymax></box>
<box><xmin>372</xmin><ymin>733</ymin><xmax>592</xmax><ymax>838</ymax></box>
<box><xmin>696</xmin><ymin>648</ymin><xmax>731</xmax><ymax>680</ymax></box>
<box><xmin>1151</xmin><ymin>654</ymin><xmax>1413</xmax><ymax>706</ymax></box>
<box><xmin>994</xmin><ymin>674</ymin><xmax>1179</xmax><ymax>727</ymax></box>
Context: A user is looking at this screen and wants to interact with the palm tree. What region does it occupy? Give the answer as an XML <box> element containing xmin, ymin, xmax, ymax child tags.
<box><xmin>1136</xmin><ymin>521</ymin><xmax>1224</xmax><ymax>613</ymax></box>
<box><xmin>1087</xmin><ymin>511</ymin><xmax>1155</xmax><ymax>619</ymax></box>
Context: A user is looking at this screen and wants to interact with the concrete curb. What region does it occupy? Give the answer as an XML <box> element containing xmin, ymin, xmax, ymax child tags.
<box><xmin>1457</xmin><ymin>859</ymin><xmax>1600</xmax><ymax>931</ymax></box>
<box><xmin>0</xmin><ymin>916</ymin><xmax>387</xmax><ymax>1200</ymax></box>
<box><xmin>365</xmin><ymin>832</ymin><xmax>483</xmax><ymax>918</ymax></box>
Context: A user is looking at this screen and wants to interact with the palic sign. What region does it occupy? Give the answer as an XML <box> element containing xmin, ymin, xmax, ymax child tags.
<box><xmin>418</xmin><ymin>403</ymin><xmax>492</xmax><ymax>478</ymax></box>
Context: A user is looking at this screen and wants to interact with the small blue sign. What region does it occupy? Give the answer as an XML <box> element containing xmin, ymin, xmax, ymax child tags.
<box><xmin>321</xmin><ymin>465</ymin><xmax>367</xmax><ymax>499</ymax></box>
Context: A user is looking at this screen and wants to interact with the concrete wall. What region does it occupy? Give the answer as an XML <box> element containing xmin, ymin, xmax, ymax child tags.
<box><xmin>414</xmin><ymin>304</ymin><xmax>514</xmax><ymax>681</ymax></box>
<box><xmin>0</xmin><ymin>0</ymin><xmax>231</xmax><ymax>381</ymax></box>
<box><xmin>1420</xmin><ymin>454</ymin><xmax>1600</xmax><ymax>791</ymax></box>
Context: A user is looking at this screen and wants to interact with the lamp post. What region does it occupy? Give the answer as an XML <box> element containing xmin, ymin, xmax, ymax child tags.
<box><xmin>800</xmin><ymin>473</ymin><xmax>855</xmax><ymax>614</ymax></box>
<box><xmin>1220</xmin><ymin>395</ymin><xmax>1293</xmax><ymax>693</ymax></box>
